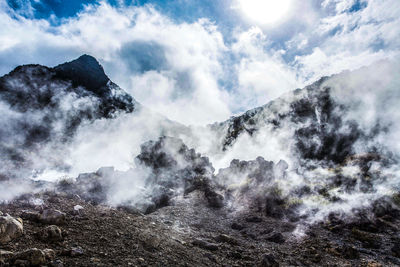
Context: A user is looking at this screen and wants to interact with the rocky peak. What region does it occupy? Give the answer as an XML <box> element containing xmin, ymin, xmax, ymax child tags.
<box><xmin>53</xmin><ymin>54</ymin><xmax>110</xmax><ymax>97</ymax></box>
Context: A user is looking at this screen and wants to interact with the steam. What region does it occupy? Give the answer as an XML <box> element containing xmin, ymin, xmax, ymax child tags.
<box><xmin>1</xmin><ymin>58</ymin><xmax>400</xmax><ymax>228</ymax></box>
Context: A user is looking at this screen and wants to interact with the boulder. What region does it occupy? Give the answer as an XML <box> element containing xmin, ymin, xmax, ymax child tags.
<box><xmin>20</xmin><ymin>210</ymin><xmax>40</xmax><ymax>222</ymax></box>
<box><xmin>12</xmin><ymin>248</ymin><xmax>47</xmax><ymax>266</ymax></box>
<box><xmin>38</xmin><ymin>225</ymin><xmax>63</xmax><ymax>242</ymax></box>
<box><xmin>0</xmin><ymin>214</ymin><xmax>23</xmax><ymax>244</ymax></box>
<box><xmin>73</xmin><ymin>205</ymin><xmax>84</xmax><ymax>216</ymax></box>
<box><xmin>39</xmin><ymin>209</ymin><xmax>66</xmax><ymax>225</ymax></box>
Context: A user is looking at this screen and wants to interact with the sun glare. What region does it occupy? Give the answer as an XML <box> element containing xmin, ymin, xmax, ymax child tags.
<box><xmin>237</xmin><ymin>0</ymin><xmax>292</xmax><ymax>25</ymax></box>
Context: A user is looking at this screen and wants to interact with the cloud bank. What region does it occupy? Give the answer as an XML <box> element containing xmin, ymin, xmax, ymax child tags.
<box><xmin>1</xmin><ymin>0</ymin><xmax>399</xmax><ymax>125</ymax></box>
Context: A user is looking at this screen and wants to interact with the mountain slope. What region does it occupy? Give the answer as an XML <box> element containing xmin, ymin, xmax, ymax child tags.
<box><xmin>0</xmin><ymin>55</ymin><xmax>137</xmax><ymax>179</ymax></box>
<box><xmin>209</xmin><ymin>60</ymin><xmax>399</xmax><ymax>166</ymax></box>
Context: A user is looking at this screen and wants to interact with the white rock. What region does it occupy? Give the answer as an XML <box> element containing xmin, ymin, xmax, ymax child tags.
<box><xmin>74</xmin><ymin>205</ymin><xmax>84</xmax><ymax>211</ymax></box>
<box><xmin>0</xmin><ymin>214</ymin><xmax>23</xmax><ymax>244</ymax></box>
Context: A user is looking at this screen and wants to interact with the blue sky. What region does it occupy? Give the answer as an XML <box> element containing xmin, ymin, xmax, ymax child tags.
<box><xmin>1</xmin><ymin>0</ymin><xmax>400</xmax><ymax>125</ymax></box>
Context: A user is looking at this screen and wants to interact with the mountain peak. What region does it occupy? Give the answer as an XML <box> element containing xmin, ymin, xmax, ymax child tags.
<box><xmin>53</xmin><ymin>54</ymin><xmax>110</xmax><ymax>96</ymax></box>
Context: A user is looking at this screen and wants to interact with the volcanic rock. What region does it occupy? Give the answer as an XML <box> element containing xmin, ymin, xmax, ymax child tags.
<box><xmin>0</xmin><ymin>214</ymin><xmax>23</xmax><ymax>244</ymax></box>
<box><xmin>37</xmin><ymin>225</ymin><xmax>63</xmax><ymax>242</ymax></box>
<box><xmin>12</xmin><ymin>248</ymin><xmax>47</xmax><ymax>266</ymax></box>
<box><xmin>39</xmin><ymin>209</ymin><xmax>66</xmax><ymax>225</ymax></box>
<box><xmin>20</xmin><ymin>210</ymin><xmax>40</xmax><ymax>222</ymax></box>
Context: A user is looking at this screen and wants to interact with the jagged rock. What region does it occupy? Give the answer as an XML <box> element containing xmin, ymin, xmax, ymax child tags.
<box><xmin>260</xmin><ymin>254</ymin><xmax>279</xmax><ymax>267</ymax></box>
<box><xmin>217</xmin><ymin>157</ymin><xmax>277</xmax><ymax>186</ymax></box>
<box><xmin>38</xmin><ymin>225</ymin><xmax>63</xmax><ymax>242</ymax></box>
<box><xmin>39</xmin><ymin>209</ymin><xmax>66</xmax><ymax>225</ymax></box>
<box><xmin>136</xmin><ymin>136</ymin><xmax>222</xmax><ymax>212</ymax></box>
<box><xmin>12</xmin><ymin>248</ymin><xmax>47</xmax><ymax>266</ymax></box>
<box><xmin>0</xmin><ymin>214</ymin><xmax>23</xmax><ymax>244</ymax></box>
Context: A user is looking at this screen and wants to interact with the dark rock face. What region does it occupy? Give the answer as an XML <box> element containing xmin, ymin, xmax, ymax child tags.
<box><xmin>216</xmin><ymin>157</ymin><xmax>299</xmax><ymax>219</ymax></box>
<box><xmin>0</xmin><ymin>55</ymin><xmax>136</xmax><ymax>179</ymax></box>
<box><xmin>54</xmin><ymin>55</ymin><xmax>135</xmax><ymax>117</ymax></box>
<box><xmin>292</xmin><ymin>87</ymin><xmax>363</xmax><ymax>164</ymax></box>
<box><xmin>135</xmin><ymin>136</ymin><xmax>222</xmax><ymax>213</ymax></box>
<box><xmin>54</xmin><ymin>55</ymin><xmax>110</xmax><ymax>96</ymax></box>
<box><xmin>211</xmin><ymin>75</ymin><xmax>387</xmax><ymax>166</ymax></box>
<box><xmin>217</xmin><ymin>157</ymin><xmax>277</xmax><ymax>186</ymax></box>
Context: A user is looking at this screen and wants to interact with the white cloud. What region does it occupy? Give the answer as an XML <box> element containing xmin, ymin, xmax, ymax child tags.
<box><xmin>293</xmin><ymin>0</ymin><xmax>400</xmax><ymax>83</ymax></box>
<box><xmin>0</xmin><ymin>0</ymin><xmax>400</xmax><ymax>124</ymax></box>
<box><xmin>231</xmin><ymin>27</ymin><xmax>298</xmax><ymax>109</ymax></box>
<box><xmin>0</xmin><ymin>3</ymin><xmax>233</xmax><ymax>125</ymax></box>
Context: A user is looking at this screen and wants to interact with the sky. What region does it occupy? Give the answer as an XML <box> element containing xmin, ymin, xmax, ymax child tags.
<box><xmin>1</xmin><ymin>0</ymin><xmax>400</xmax><ymax>125</ymax></box>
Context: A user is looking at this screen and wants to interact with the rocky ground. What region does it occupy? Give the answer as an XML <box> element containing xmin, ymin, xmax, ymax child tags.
<box><xmin>2</xmin><ymin>189</ymin><xmax>400</xmax><ymax>267</ymax></box>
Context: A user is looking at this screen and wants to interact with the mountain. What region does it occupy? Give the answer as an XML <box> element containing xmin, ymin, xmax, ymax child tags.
<box><xmin>0</xmin><ymin>55</ymin><xmax>137</xmax><ymax>179</ymax></box>
<box><xmin>210</xmin><ymin>60</ymin><xmax>399</xmax><ymax>166</ymax></box>
<box><xmin>1</xmin><ymin>57</ymin><xmax>400</xmax><ymax>266</ymax></box>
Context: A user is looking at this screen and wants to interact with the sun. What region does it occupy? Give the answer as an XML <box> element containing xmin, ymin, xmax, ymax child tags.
<box><xmin>236</xmin><ymin>0</ymin><xmax>292</xmax><ymax>25</ymax></box>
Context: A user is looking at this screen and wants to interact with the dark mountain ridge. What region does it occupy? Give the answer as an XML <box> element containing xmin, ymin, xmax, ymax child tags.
<box><xmin>0</xmin><ymin>55</ymin><xmax>137</xmax><ymax>179</ymax></box>
<box><xmin>209</xmin><ymin>61</ymin><xmax>398</xmax><ymax>167</ymax></box>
